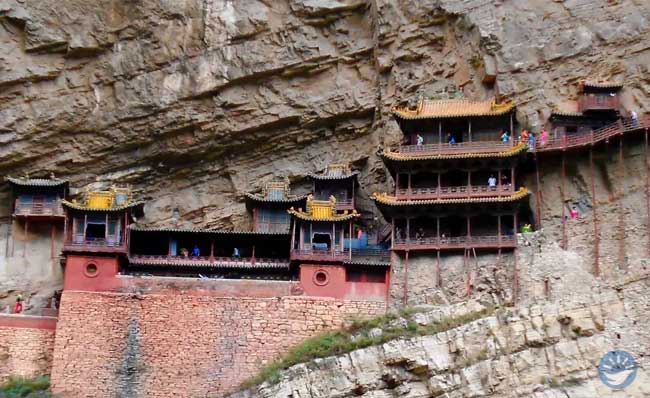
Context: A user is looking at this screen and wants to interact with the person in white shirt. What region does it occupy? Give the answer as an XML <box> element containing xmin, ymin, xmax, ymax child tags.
<box><xmin>488</xmin><ymin>175</ymin><xmax>497</xmax><ymax>188</ymax></box>
<box><xmin>416</xmin><ymin>134</ymin><xmax>424</xmax><ymax>146</ymax></box>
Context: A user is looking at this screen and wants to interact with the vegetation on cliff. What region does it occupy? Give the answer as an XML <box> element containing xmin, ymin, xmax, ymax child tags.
<box><xmin>241</xmin><ymin>305</ymin><xmax>495</xmax><ymax>388</ymax></box>
<box><xmin>0</xmin><ymin>376</ymin><xmax>51</xmax><ymax>398</ymax></box>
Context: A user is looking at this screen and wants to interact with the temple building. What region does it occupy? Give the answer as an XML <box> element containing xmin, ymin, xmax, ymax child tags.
<box><xmin>245</xmin><ymin>178</ymin><xmax>307</xmax><ymax>233</ymax></box>
<box><xmin>7</xmin><ymin>176</ymin><xmax>69</xmax><ymax>258</ymax></box>
<box><xmin>374</xmin><ymin>97</ymin><xmax>531</xmax><ymax>297</ymax></box>
<box><xmin>548</xmin><ymin>81</ymin><xmax>623</xmax><ymax>140</ymax></box>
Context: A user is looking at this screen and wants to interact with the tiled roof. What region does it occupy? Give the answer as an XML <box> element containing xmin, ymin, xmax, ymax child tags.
<box><xmin>244</xmin><ymin>192</ymin><xmax>308</xmax><ymax>204</ymax></box>
<box><xmin>130</xmin><ymin>225</ymin><xmax>290</xmax><ymax>236</ymax></box>
<box><xmin>372</xmin><ymin>187</ymin><xmax>530</xmax><ymax>206</ymax></box>
<box><xmin>392</xmin><ymin>98</ymin><xmax>515</xmax><ymax>120</ymax></box>
<box><xmin>343</xmin><ymin>259</ymin><xmax>390</xmax><ymax>267</ymax></box>
<box><xmin>288</xmin><ymin>208</ymin><xmax>360</xmax><ymax>222</ymax></box>
<box><xmin>583</xmin><ymin>81</ymin><xmax>623</xmax><ymax>90</ymax></box>
<box><xmin>550</xmin><ymin>110</ymin><xmax>584</xmax><ymax>118</ymax></box>
<box><xmin>61</xmin><ymin>200</ymin><xmax>145</xmax><ymax>212</ymax></box>
<box><xmin>380</xmin><ymin>142</ymin><xmax>527</xmax><ymax>161</ymax></box>
<box><xmin>127</xmin><ymin>256</ymin><xmax>290</xmax><ymax>269</ymax></box>
<box><xmin>309</xmin><ymin>164</ymin><xmax>359</xmax><ymax>180</ymax></box>
<box><xmin>7</xmin><ymin>177</ymin><xmax>68</xmax><ymax>188</ymax></box>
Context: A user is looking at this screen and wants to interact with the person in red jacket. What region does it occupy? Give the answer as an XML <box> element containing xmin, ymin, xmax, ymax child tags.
<box><xmin>13</xmin><ymin>295</ymin><xmax>23</xmax><ymax>314</ymax></box>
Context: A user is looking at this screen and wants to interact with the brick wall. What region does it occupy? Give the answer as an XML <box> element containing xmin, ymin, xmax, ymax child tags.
<box><xmin>51</xmin><ymin>291</ymin><xmax>385</xmax><ymax>397</ymax></box>
<box><xmin>0</xmin><ymin>315</ymin><xmax>57</xmax><ymax>382</ymax></box>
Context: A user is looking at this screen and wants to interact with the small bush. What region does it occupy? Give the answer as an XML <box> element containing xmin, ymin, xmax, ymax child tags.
<box><xmin>0</xmin><ymin>376</ymin><xmax>51</xmax><ymax>398</ymax></box>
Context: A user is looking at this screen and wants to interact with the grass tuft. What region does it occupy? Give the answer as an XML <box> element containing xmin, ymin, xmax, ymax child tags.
<box><xmin>0</xmin><ymin>375</ymin><xmax>51</xmax><ymax>398</ymax></box>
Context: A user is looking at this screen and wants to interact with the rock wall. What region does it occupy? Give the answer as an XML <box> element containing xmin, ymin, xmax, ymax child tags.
<box><xmin>234</xmin><ymin>277</ymin><xmax>650</xmax><ymax>398</ymax></box>
<box><xmin>50</xmin><ymin>291</ymin><xmax>385</xmax><ymax>397</ymax></box>
<box><xmin>0</xmin><ymin>315</ymin><xmax>57</xmax><ymax>383</ymax></box>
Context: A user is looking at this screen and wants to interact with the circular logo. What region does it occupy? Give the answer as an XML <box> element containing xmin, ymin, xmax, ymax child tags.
<box><xmin>598</xmin><ymin>350</ymin><xmax>637</xmax><ymax>389</ymax></box>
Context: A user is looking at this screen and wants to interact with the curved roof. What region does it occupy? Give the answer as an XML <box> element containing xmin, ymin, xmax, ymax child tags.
<box><xmin>288</xmin><ymin>208</ymin><xmax>360</xmax><ymax>222</ymax></box>
<box><xmin>244</xmin><ymin>192</ymin><xmax>308</xmax><ymax>204</ymax></box>
<box><xmin>583</xmin><ymin>81</ymin><xmax>623</xmax><ymax>90</ymax></box>
<box><xmin>392</xmin><ymin>98</ymin><xmax>515</xmax><ymax>120</ymax></box>
<box><xmin>372</xmin><ymin>188</ymin><xmax>531</xmax><ymax>206</ymax></box>
<box><xmin>61</xmin><ymin>200</ymin><xmax>145</xmax><ymax>212</ymax></box>
<box><xmin>7</xmin><ymin>177</ymin><xmax>68</xmax><ymax>188</ymax></box>
<box><xmin>309</xmin><ymin>164</ymin><xmax>359</xmax><ymax>181</ymax></box>
<box><xmin>550</xmin><ymin>110</ymin><xmax>584</xmax><ymax>118</ymax></box>
<box><xmin>380</xmin><ymin>142</ymin><xmax>527</xmax><ymax>161</ymax></box>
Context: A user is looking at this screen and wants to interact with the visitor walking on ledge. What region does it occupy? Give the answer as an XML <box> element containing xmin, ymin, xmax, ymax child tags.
<box><xmin>570</xmin><ymin>206</ymin><xmax>579</xmax><ymax>219</ymax></box>
<box><xmin>631</xmin><ymin>110</ymin><xmax>638</xmax><ymax>127</ymax></box>
<box><xmin>416</xmin><ymin>134</ymin><xmax>424</xmax><ymax>146</ymax></box>
<box><xmin>13</xmin><ymin>295</ymin><xmax>23</xmax><ymax>314</ymax></box>
<box><xmin>539</xmin><ymin>129</ymin><xmax>548</xmax><ymax>147</ymax></box>
<box><xmin>501</xmin><ymin>131</ymin><xmax>509</xmax><ymax>142</ymax></box>
<box><xmin>192</xmin><ymin>245</ymin><xmax>200</xmax><ymax>257</ymax></box>
<box><xmin>520</xmin><ymin>129</ymin><xmax>529</xmax><ymax>144</ymax></box>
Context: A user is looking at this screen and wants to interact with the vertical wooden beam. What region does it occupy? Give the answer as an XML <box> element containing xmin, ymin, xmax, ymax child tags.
<box><xmin>467</xmin><ymin>170</ymin><xmax>472</xmax><ymax>196</ymax></box>
<box><xmin>331</xmin><ymin>223</ymin><xmax>335</xmax><ymax>256</ymax></box>
<box><xmin>251</xmin><ymin>245</ymin><xmax>256</xmax><ymax>264</ymax></box>
<box><xmin>391</xmin><ymin>218</ymin><xmax>395</xmax><ymax>250</ymax></box>
<box><xmin>590</xmin><ymin>147</ymin><xmax>600</xmax><ymax>276</ymax></box>
<box><xmin>618</xmin><ymin>138</ymin><xmax>626</xmax><ymax>269</ymax></box>
<box><xmin>348</xmin><ymin>222</ymin><xmax>352</xmax><ymax>258</ymax></box>
<box><xmin>50</xmin><ymin>223</ymin><xmax>55</xmax><ymax>259</ymax></box>
<box><xmin>406</xmin><ymin>217</ymin><xmax>410</xmax><ymax>241</ymax></box>
<box><xmin>498</xmin><ymin>169</ymin><xmax>502</xmax><ymax>189</ymax></box>
<box><xmin>497</xmin><ymin>214</ymin><xmax>502</xmax><ymax>242</ymax></box>
<box><xmin>299</xmin><ymin>224</ymin><xmax>304</xmax><ymax>251</ymax></box>
<box><xmin>395</xmin><ymin>173</ymin><xmax>400</xmax><ymax>196</ymax></box>
<box><xmin>438</xmin><ymin>121</ymin><xmax>442</xmax><ymax>144</ymax></box>
<box><xmin>560</xmin><ymin>152</ymin><xmax>567</xmax><ymax>249</ymax></box>
<box><xmin>403</xmin><ymin>251</ymin><xmax>409</xmax><ymax>305</ymax></box>
<box><xmin>105</xmin><ymin>213</ymin><xmax>109</xmax><ymax>240</ymax></box>
<box><xmin>511</xmin><ymin>167</ymin><xmax>515</xmax><ymax>189</ymax></box>
<box><xmin>534</xmin><ymin>153</ymin><xmax>543</xmax><ymax>229</ymax></box>
<box><xmin>437</xmin><ymin>172</ymin><xmax>441</xmax><ymax>193</ymax></box>
<box><xmin>83</xmin><ymin>214</ymin><xmax>87</xmax><ymax>242</ymax></box>
<box><xmin>23</xmin><ymin>219</ymin><xmax>28</xmax><ymax>258</ymax></box>
<box><xmin>253</xmin><ymin>208</ymin><xmax>258</xmax><ymax>232</ymax></box>
<box><xmin>210</xmin><ymin>239</ymin><xmax>214</xmax><ymax>260</ymax></box>
<box><xmin>290</xmin><ymin>218</ymin><xmax>296</xmax><ymax>251</ymax></box>
<box><xmin>436</xmin><ymin>250</ymin><xmax>441</xmax><ymax>287</ymax></box>
<box><xmin>468</xmin><ymin>119</ymin><xmax>472</xmax><ymax>142</ymax></box>
<box><xmin>513</xmin><ymin>247</ymin><xmax>519</xmax><ymax>303</ymax></box>
<box><xmin>168</xmin><ymin>236</ymin><xmax>172</xmax><ymax>257</ymax></box>
<box><xmin>509</xmin><ymin>112</ymin><xmax>514</xmax><ymax>143</ymax></box>
<box><xmin>407</xmin><ymin>172</ymin><xmax>412</xmax><ymax>194</ymax></box>
<box><xmin>646</xmin><ymin>128</ymin><xmax>650</xmax><ymax>258</ymax></box>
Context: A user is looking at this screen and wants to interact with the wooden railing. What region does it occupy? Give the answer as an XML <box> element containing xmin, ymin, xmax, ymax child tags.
<box><xmin>579</xmin><ymin>95</ymin><xmax>619</xmax><ymax>112</ymax></box>
<box><xmin>335</xmin><ymin>198</ymin><xmax>354</xmax><ymax>210</ymax></box>
<box><xmin>533</xmin><ymin>116</ymin><xmax>650</xmax><ymax>153</ymax></box>
<box><xmin>64</xmin><ymin>236</ymin><xmax>126</xmax><ymax>252</ymax></box>
<box><xmin>396</xmin><ymin>185</ymin><xmax>512</xmax><ymax>200</ymax></box>
<box><xmin>14</xmin><ymin>199</ymin><xmax>64</xmax><ymax>217</ymax></box>
<box><xmin>128</xmin><ymin>254</ymin><xmax>290</xmax><ymax>268</ymax></box>
<box><xmin>291</xmin><ymin>248</ymin><xmax>350</xmax><ymax>261</ymax></box>
<box><xmin>255</xmin><ymin>221</ymin><xmax>290</xmax><ymax>233</ymax></box>
<box><xmin>397</xmin><ymin>140</ymin><xmax>514</xmax><ymax>156</ymax></box>
<box><xmin>393</xmin><ymin>235</ymin><xmax>516</xmax><ymax>250</ymax></box>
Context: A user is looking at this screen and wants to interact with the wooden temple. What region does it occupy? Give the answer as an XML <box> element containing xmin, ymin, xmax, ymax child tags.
<box><xmin>7</xmin><ymin>176</ymin><xmax>69</xmax><ymax>258</ymax></box>
<box><xmin>376</xmin><ymin>97</ymin><xmax>530</xmax><ymax>254</ymax></box>
<box><xmin>245</xmin><ymin>178</ymin><xmax>307</xmax><ymax>233</ymax></box>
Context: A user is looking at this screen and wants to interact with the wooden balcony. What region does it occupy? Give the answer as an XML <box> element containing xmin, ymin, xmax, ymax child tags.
<box><xmin>396</xmin><ymin>185</ymin><xmax>513</xmax><ymax>201</ymax></box>
<box><xmin>335</xmin><ymin>198</ymin><xmax>355</xmax><ymax>211</ymax></box>
<box><xmin>579</xmin><ymin>95</ymin><xmax>619</xmax><ymax>112</ymax></box>
<box><xmin>13</xmin><ymin>200</ymin><xmax>64</xmax><ymax>219</ymax></box>
<box><xmin>290</xmin><ymin>248</ymin><xmax>350</xmax><ymax>263</ymax></box>
<box><xmin>393</xmin><ymin>235</ymin><xmax>517</xmax><ymax>251</ymax></box>
<box><xmin>128</xmin><ymin>254</ymin><xmax>290</xmax><ymax>269</ymax></box>
<box><xmin>255</xmin><ymin>221</ymin><xmax>290</xmax><ymax>234</ymax></box>
<box><xmin>397</xmin><ymin>141</ymin><xmax>515</xmax><ymax>156</ymax></box>
<box><xmin>533</xmin><ymin>116</ymin><xmax>649</xmax><ymax>153</ymax></box>
<box><xmin>63</xmin><ymin>236</ymin><xmax>126</xmax><ymax>253</ymax></box>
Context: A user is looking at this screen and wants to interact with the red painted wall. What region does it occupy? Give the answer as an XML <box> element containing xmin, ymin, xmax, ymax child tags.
<box><xmin>300</xmin><ymin>264</ymin><xmax>388</xmax><ymax>302</ymax></box>
<box><xmin>63</xmin><ymin>255</ymin><xmax>120</xmax><ymax>291</ymax></box>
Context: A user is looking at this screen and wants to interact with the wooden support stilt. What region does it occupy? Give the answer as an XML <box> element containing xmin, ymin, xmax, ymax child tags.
<box><xmin>534</xmin><ymin>153</ymin><xmax>543</xmax><ymax>229</ymax></box>
<box><xmin>23</xmin><ymin>219</ymin><xmax>28</xmax><ymax>258</ymax></box>
<box><xmin>436</xmin><ymin>250</ymin><xmax>442</xmax><ymax>287</ymax></box>
<box><xmin>590</xmin><ymin>147</ymin><xmax>600</xmax><ymax>276</ymax></box>
<box><xmin>513</xmin><ymin>247</ymin><xmax>519</xmax><ymax>304</ymax></box>
<box><xmin>403</xmin><ymin>251</ymin><xmax>409</xmax><ymax>305</ymax></box>
<box><xmin>646</xmin><ymin>128</ymin><xmax>650</xmax><ymax>258</ymax></box>
<box><xmin>50</xmin><ymin>223</ymin><xmax>55</xmax><ymax>259</ymax></box>
<box><xmin>618</xmin><ymin>138</ymin><xmax>626</xmax><ymax>269</ymax></box>
<box><xmin>560</xmin><ymin>152</ymin><xmax>569</xmax><ymax>250</ymax></box>
<box><xmin>464</xmin><ymin>249</ymin><xmax>470</xmax><ymax>296</ymax></box>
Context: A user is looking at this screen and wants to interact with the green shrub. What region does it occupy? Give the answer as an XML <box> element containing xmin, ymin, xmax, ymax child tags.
<box><xmin>0</xmin><ymin>376</ymin><xmax>51</xmax><ymax>398</ymax></box>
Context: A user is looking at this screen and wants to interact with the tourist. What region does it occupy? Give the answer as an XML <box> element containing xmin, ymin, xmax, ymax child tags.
<box><xmin>447</xmin><ymin>133</ymin><xmax>456</xmax><ymax>145</ymax></box>
<box><xmin>417</xmin><ymin>228</ymin><xmax>425</xmax><ymax>242</ymax></box>
<box><xmin>440</xmin><ymin>233</ymin><xmax>447</xmax><ymax>243</ymax></box>
<box><xmin>520</xmin><ymin>129</ymin><xmax>529</xmax><ymax>143</ymax></box>
<box><xmin>192</xmin><ymin>245</ymin><xmax>200</xmax><ymax>257</ymax></box>
<box><xmin>501</xmin><ymin>131</ymin><xmax>509</xmax><ymax>142</ymax></box>
<box><xmin>501</xmin><ymin>174</ymin><xmax>509</xmax><ymax>186</ymax></box>
<box><xmin>570</xmin><ymin>206</ymin><xmax>579</xmax><ymax>219</ymax></box>
<box><xmin>631</xmin><ymin>110</ymin><xmax>638</xmax><ymax>127</ymax></box>
<box><xmin>539</xmin><ymin>129</ymin><xmax>548</xmax><ymax>147</ymax></box>
<box><xmin>13</xmin><ymin>295</ymin><xmax>22</xmax><ymax>314</ymax></box>
<box><xmin>233</xmin><ymin>247</ymin><xmax>241</xmax><ymax>258</ymax></box>
<box><xmin>488</xmin><ymin>175</ymin><xmax>497</xmax><ymax>188</ymax></box>
<box><xmin>522</xmin><ymin>224</ymin><xmax>532</xmax><ymax>233</ymax></box>
<box><xmin>416</xmin><ymin>134</ymin><xmax>424</xmax><ymax>146</ymax></box>
<box><xmin>180</xmin><ymin>248</ymin><xmax>189</xmax><ymax>258</ymax></box>
<box><xmin>395</xmin><ymin>227</ymin><xmax>403</xmax><ymax>240</ymax></box>
<box><xmin>528</xmin><ymin>132</ymin><xmax>536</xmax><ymax>149</ymax></box>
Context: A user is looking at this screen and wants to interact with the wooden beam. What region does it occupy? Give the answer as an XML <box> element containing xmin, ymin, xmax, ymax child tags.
<box><xmin>403</xmin><ymin>251</ymin><xmax>409</xmax><ymax>305</ymax></box>
<box><xmin>590</xmin><ymin>147</ymin><xmax>600</xmax><ymax>276</ymax></box>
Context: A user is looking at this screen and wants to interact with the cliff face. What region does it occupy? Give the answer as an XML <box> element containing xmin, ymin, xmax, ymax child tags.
<box><xmin>2</xmin><ymin>0</ymin><xmax>650</xmax><ymax>228</ymax></box>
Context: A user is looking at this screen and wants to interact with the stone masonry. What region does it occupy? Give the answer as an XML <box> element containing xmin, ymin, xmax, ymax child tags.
<box><xmin>50</xmin><ymin>291</ymin><xmax>385</xmax><ymax>397</ymax></box>
<box><xmin>0</xmin><ymin>322</ymin><xmax>55</xmax><ymax>383</ymax></box>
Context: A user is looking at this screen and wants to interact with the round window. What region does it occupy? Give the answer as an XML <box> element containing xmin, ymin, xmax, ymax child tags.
<box><xmin>84</xmin><ymin>263</ymin><xmax>99</xmax><ymax>277</ymax></box>
<box><xmin>313</xmin><ymin>269</ymin><xmax>329</xmax><ymax>286</ymax></box>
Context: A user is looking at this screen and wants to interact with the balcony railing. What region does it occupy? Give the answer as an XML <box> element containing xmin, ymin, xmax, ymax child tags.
<box><xmin>393</xmin><ymin>235</ymin><xmax>517</xmax><ymax>251</ymax></box>
<box><xmin>255</xmin><ymin>221</ymin><xmax>290</xmax><ymax>233</ymax></box>
<box><xmin>291</xmin><ymin>248</ymin><xmax>350</xmax><ymax>262</ymax></box>
<box><xmin>533</xmin><ymin>116</ymin><xmax>650</xmax><ymax>153</ymax></box>
<box><xmin>579</xmin><ymin>95</ymin><xmax>619</xmax><ymax>112</ymax></box>
<box><xmin>128</xmin><ymin>254</ymin><xmax>290</xmax><ymax>269</ymax></box>
<box><xmin>397</xmin><ymin>141</ymin><xmax>515</xmax><ymax>156</ymax></box>
<box><xmin>335</xmin><ymin>198</ymin><xmax>354</xmax><ymax>210</ymax></box>
<box><xmin>14</xmin><ymin>199</ymin><xmax>64</xmax><ymax>217</ymax></box>
<box><xmin>396</xmin><ymin>185</ymin><xmax>512</xmax><ymax>200</ymax></box>
<box><xmin>64</xmin><ymin>236</ymin><xmax>126</xmax><ymax>252</ymax></box>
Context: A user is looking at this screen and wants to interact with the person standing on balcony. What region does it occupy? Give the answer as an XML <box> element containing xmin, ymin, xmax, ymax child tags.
<box><xmin>501</xmin><ymin>131</ymin><xmax>509</xmax><ymax>142</ymax></box>
<box><xmin>539</xmin><ymin>129</ymin><xmax>548</xmax><ymax>147</ymax></box>
<box><xmin>488</xmin><ymin>175</ymin><xmax>497</xmax><ymax>188</ymax></box>
<box><xmin>192</xmin><ymin>245</ymin><xmax>200</xmax><ymax>257</ymax></box>
<box><xmin>416</xmin><ymin>134</ymin><xmax>424</xmax><ymax>146</ymax></box>
<box><xmin>528</xmin><ymin>132</ymin><xmax>536</xmax><ymax>149</ymax></box>
<box><xmin>232</xmin><ymin>247</ymin><xmax>241</xmax><ymax>258</ymax></box>
<box><xmin>520</xmin><ymin>129</ymin><xmax>529</xmax><ymax>144</ymax></box>
<box><xmin>631</xmin><ymin>110</ymin><xmax>638</xmax><ymax>127</ymax></box>
<box><xmin>447</xmin><ymin>133</ymin><xmax>456</xmax><ymax>145</ymax></box>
